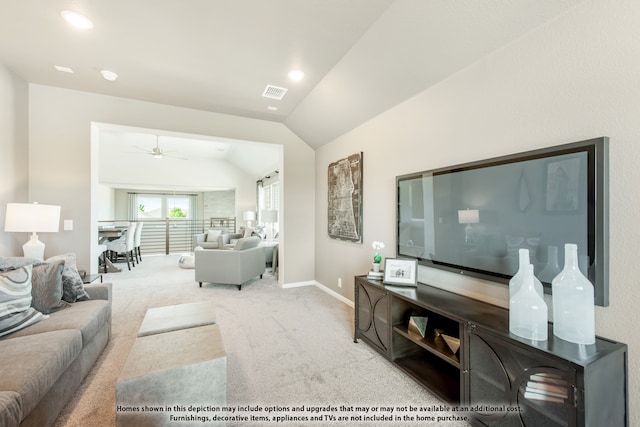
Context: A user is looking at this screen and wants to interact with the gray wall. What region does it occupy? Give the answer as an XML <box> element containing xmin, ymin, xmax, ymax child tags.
<box><xmin>315</xmin><ymin>1</ymin><xmax>640</xmax><ymax>422</ymax></box>
<box><xmin>203</xmin><ymin>190</ymin><xmax>235</xmax><ymax>219</ymax></box>
<box><xmin>0</xmin><ymin>65</ymin><xmax>29</xmax><ymax>255</ymax></box>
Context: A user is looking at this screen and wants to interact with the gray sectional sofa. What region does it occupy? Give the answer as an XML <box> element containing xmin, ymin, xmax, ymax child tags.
<box><xmin>0</xmin><ymin>282</ymin><xmax>112</xmax><ymax>427</ymax></box>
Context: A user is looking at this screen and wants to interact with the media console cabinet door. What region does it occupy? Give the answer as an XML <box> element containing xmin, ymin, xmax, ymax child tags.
<box><xmin>355</xmin><ymin>279</ymin><xmax>390</xmax><ymax>356</ymax></box>
<box><xmin>467</xmin><ymin>327</ymin><xmax>577</xmax><ymax>426</ymax></box>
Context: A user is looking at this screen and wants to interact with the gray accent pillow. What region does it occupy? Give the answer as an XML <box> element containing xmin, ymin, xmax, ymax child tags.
<box><xmin>45</xmin><ymin>253</ymin><xmax>90</xmax><ymax>303</ymax></box>
<box><xmin>31</xmin><ymin>260</ymin><xmax>69</xmax><ymax>314</ymax></box>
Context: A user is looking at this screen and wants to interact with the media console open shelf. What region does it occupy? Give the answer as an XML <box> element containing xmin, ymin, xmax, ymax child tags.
<box><xmin>354</xmin><ymin>276</ymin><xmax>628</xmax><ymax>426</ymax></box>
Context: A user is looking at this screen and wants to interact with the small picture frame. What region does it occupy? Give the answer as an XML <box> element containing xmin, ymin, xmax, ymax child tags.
<box><xmin>383</xmin><ymin>258</ymin><xmax>418</xmax><ymax>287</ymax></box>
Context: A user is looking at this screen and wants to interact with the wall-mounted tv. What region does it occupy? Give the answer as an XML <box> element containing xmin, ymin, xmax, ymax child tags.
<box><xmin>396</xmin><ymin>137</ymin><xmax>609</xmax><ymax>306</ymax></box>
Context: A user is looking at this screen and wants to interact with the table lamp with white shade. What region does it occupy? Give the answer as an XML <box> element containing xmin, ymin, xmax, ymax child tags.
<box><xmin>243</xmin><ymin>210</ymin><xmax>256</xmax><ymax>228</ymax></box>
<box><xmin>261</xmin><ymin>209</ymin><xmax>278</xmax><ymax>243</ymax></box>
<box><xmin>4</xmin><ymin>202</ymin><xmax>61</xmax><ymax>260</ymax></box>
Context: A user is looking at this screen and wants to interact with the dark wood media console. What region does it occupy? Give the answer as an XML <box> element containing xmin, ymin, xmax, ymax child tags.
<box><xmin>354</xmin><ymin>276</ymin><xmax>628</xmax><ymax>426</ymax></box>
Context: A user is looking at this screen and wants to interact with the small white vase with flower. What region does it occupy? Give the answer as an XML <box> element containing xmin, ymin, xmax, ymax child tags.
<box><xmin>371</xmin><ymin>241</ymin><xmax>385</xmax><ymax>273</ymax></box>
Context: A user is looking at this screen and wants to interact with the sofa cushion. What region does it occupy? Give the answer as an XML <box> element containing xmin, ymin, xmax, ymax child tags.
<box><xmin>0</xmin><ymin>265</ymin><xmax>46</xmax><ymax>338</ymax></box>
<box><xmin>199</xmin><ymin>241</ymin><xmax>219</xmax><ymax>249</ymax></box>
<box><xmin>45</xmin><ymin>253</ymin><xmax>90</xmax><ymax>303</ymax></box>
<box><xmin>3</xmin><ymin>300</ymin><xmax>110</xmax><ymax>345</ymax></box>
<box><xmin>0</xmin><ymin>391</ymin><xmax>21</xmax><ymax>427</ymax></box>
<box><xmin>31</xmin><ymin>260</ymin><xmax>68</xmax><ymax>314</ymax></box>
<box><xmin>206</xmin><ymin>229</ymin><xmax>223</xmax><ymax>242</ymax></box>
<box><xmin>0</xmin><ymin>329</ymin><xmax>82</xmax><ymax>419</ymax></box>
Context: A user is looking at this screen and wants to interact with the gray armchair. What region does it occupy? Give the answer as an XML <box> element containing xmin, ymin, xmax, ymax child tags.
<box><xmin>194</xmin><ymin>237</ymin><xmax>265</xmax><ymax>290</ymax></box>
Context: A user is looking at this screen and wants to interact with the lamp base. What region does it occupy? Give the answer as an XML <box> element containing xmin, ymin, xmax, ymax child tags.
<box><xmin>23</xmin><ymin>233</ymin><xmax>46</xmax><ymax>261</ymax></box>
<box><xmin>265</xmin><ymin>223</ymin><xmax>274</xmax><ymax>244</ymax></box>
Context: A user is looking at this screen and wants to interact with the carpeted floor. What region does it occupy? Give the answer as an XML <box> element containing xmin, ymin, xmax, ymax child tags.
<box><xmin>53</xmin><ymin>254</ymin><xmax>468</xmax><ymax>426</ymax></box>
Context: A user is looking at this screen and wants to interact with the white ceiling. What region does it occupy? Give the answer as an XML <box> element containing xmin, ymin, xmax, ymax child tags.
<box><xmin>0</xmin><ymin>0</ymin><xmax>585</xmax><ymax>151</ymax></box>
<box><xmin>96</xmin><ymin>124</ymin><xmax>281</xmax><ymax>191</ymax></box>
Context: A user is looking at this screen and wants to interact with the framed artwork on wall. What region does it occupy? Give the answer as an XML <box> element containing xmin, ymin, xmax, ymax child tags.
<box><xmin>327</xmin><ymin>152</ymin><xmax>363</xmax><ymax>243</ymax></box>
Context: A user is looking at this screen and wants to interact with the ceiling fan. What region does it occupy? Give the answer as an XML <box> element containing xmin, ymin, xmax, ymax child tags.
<box><xmin>134</xmin><ymin>136</ymin><xmax>187</xmax><ymax>160</ymax></box>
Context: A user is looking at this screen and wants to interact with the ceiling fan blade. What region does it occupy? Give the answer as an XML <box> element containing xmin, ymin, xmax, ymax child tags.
<box><xmin>130</xmin><ymin>138</ymin><xmax>187</xmax><ymax>159</ymax></box>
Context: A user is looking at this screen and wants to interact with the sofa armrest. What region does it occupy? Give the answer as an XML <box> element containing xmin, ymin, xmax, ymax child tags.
<box><xmin>85</xmin><ymin>282</ymin><xmax>112</xmax><ymax>302</ymax></box>
<box><xmin>193</xmin><ymin>233</ymin><xmax>206</xmax><ymax>248</ymax></box>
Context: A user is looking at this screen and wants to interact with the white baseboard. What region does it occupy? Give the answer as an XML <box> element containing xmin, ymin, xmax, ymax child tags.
<box><xmin>281</xmin><ymin>280</ymin><xmax>316</xmax><ymax>289</ymax></box>
<box><xmin>314</xmin><ymin>282</ymin><xmax>355</xmax><ymax>308</ymax></box>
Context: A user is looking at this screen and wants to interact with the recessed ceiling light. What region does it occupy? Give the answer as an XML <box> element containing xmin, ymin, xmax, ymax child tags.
<box><xmin>288</xmin><ymin>70</ymin><xmax>305</xmax><ymax>81</ymax></box>
<box><xmin>101</xmin><ymin>70</ymin><xmax>118</xmax><ymax>82</ymax></box>
<box><xmin>60</xmin><ymin>11</ymin><xmax>94</xmax><ymax>30</ymax></box>
<box><xmin>267</xmin><ymin>106</ymin><xmax>278</xmax><ymax>111</ymax></box>
<box><xmin>54</xmin><ymin>65</ymin><xmax>74</xmax><ymax>73</ymax></box>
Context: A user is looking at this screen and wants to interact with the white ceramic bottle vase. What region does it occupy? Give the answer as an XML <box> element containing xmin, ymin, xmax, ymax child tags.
<box><xmin>552</xmin><ymin>244</ymin><xmax>596</xmax><ymax>345</ymax></box>
<box><xmin>509</xmin><ymin>264</ymin><xmax>548</xmax><ymax>341</ymax></box>
<box><xmin>509</xmin><ymin>248</ymin><xmax>544</xmax><ymax>300</ymax></box>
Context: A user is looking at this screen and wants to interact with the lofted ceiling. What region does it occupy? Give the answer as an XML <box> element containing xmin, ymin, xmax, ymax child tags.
<box><xmin>0</xmin><ymin>0</ymin><xmax>585</xmax><ymax>152</ymax></box>
<box><xmin>96</xmin><ymin>124</ymin><xmax>281</xmax><ymax>191</ymax></box>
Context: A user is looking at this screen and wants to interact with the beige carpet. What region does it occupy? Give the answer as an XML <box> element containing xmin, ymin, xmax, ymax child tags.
<box><xmin>53</xmin><ymin>254</ymin><xmax>467</xmax><ymax>426</ymax></box>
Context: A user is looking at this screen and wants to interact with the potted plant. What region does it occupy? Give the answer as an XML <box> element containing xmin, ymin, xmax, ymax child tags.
<box><xmin>372</xmin><ymin>241</ymin><xmax>385</xmax><ymax>272</ymax></box>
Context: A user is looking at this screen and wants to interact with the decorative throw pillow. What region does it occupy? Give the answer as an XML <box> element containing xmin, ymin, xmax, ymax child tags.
<box><xmin>45</xmin><ymin>253</ymin><xmax>90</xmax><ymax>303</ymax></box>
<box><xmin>0</xmin><ymin>265</ymin><xmax>46</xmax><ymax>337</ymax></box>
<box><xmin>206</xmin><ymin>229</ymin><xmax>222</xmax><ymax>242</ymax></box>
<box><xmin>0</xmin><ymin>256</ymin><xmax>41</xmax><ymax>271</ymax></box>
<box><xmin>243</xmin><ymin>227</ymin><xmax>254</xmax><ymax>238</ymax></box>
<box><xmin>31</xmin><ymin>260</ymin><xmax>68</xmax><ymax>314</ymax></box>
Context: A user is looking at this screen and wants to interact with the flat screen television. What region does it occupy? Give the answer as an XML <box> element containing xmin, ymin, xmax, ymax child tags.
<box><xmin>396</xmin><ymin>137</ymin><xmax>609</xmax><ymax>306</ymax></box>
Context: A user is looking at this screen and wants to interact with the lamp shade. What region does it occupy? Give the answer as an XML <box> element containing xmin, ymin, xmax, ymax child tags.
<box><xmin>243</xmin><ymin>211</ymin><xmax>256</xmax><ymax>221</ymax></box>
<box><xmin>4</xmin><ymin>203</ymin><xmax>61</xmax><ymax>233</ymax></box>
<box><xmin>261</xmin><ymin>209</ymin><xmax>278</xmax><ymax>223</ymax></box>
<box><xmin>458</xmin><ymin>209</ymin><xmax>479</xmax><ymax>225</ymax></box>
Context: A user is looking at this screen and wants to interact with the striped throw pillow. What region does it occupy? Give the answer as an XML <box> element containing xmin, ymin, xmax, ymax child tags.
<box><xmin>0</xmin><ymin>265</ymin><xmax>45</xmax><ymax>337</ymax></box>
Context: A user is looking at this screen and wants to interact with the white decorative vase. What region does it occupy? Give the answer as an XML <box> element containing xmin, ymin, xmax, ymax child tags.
<box><xmin>552</xmin><ymin>244</ymin><xmax>595</xmax><ymax>345</ymax></box>
<box><xmin>510</xmin><ymin>265</ymin><xmax>548</xmax><ymax>341</ymax></box>
<box><xmin>509</xmin><ymin>249</ymin><xmax>543</xmax><ymax>300</ymax></box>
<box><xmin>372</xmin><ymin>262</ymin><xmax>380</xmax><ymax>273</ymax></box>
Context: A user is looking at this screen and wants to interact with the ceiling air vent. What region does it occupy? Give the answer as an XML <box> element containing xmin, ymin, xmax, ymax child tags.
<box><xmin>262</xmin><ymin>85</ymin><xmax>288</xmax><ymax>100</ymax></box>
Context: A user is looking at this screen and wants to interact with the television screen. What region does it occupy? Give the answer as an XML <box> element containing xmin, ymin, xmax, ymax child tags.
<box><xmin>397</xmin><ymin>137</ymin><xmax>609</xmax><ymax>306</ymax></box>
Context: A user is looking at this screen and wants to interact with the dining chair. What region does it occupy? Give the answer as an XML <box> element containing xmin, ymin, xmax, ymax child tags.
<box><xmin>97</xmin><ymin>244</ymin><xmax>108</xmax><ymax>273</ymax></box>
<box><xmin>106</xmin><ymin>222</ymin><xmax>137</xmax><ymax>270</ymax></box>
<box><xmin>134</xmin><ymin>221</ymin><xmax>144</xmax><ymax>263</ymax></box>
